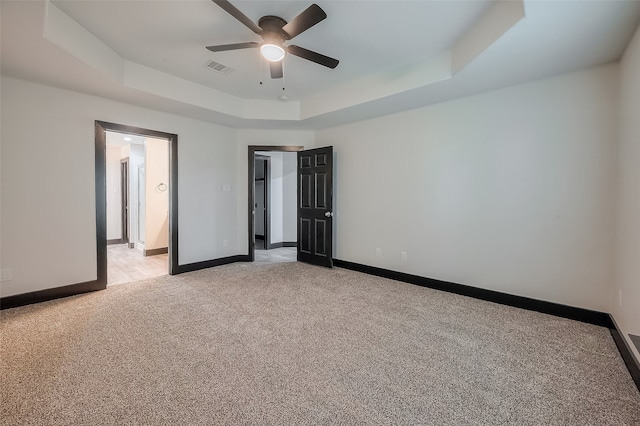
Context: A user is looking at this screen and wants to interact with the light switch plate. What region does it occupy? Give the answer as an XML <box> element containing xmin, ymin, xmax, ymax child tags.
<box><xmin>1</xmin><ymin>268</ymin><xmax>12</xmax><ymax>282</ymax></box>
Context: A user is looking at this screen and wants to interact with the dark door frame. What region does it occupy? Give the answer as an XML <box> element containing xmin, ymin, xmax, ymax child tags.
<box><xmin>254</xmin><ymin>155</ymin><xmax>270</xmax><ymax>249</ymax></box>
<box><xmin>248</xmin><ymin>145</ymin><xmax>303</xmax><ymax>261</ymax></box>
<box><xmin>95</xmin><ymin>121</ymin><xmax>179</xmax><ymax>286</ymax></box>
<box><xmin>120</xmin><ymin>157</ymin><xmax>130</xmax><ymax>246</ymax></box>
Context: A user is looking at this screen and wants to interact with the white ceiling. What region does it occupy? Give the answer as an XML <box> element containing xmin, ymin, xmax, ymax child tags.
<box><xmin>52</xmin><ymin>0</ymin><xmax>493</xmax><ymax>100</ymax></box>
<box><xmin>2</xmin><ymin>0</ymin><xmax>640</xmax><ymax>129</ymax></box>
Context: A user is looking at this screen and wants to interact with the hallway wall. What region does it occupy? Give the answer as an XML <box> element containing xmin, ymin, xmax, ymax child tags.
<box><xmin>144</xmin><ymin>137</ymin><xmax>169</xmax><ymax>251</ymax></box>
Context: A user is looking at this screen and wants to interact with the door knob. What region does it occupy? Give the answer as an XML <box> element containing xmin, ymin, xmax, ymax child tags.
<box><xmin>325</xmin><ymin>211</ymin><xmax>333</xmax><ymax>217</ymax></box>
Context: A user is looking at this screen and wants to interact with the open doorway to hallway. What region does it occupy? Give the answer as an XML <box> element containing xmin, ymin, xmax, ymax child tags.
<box><xmin>106</xmin><ymin>131</ymin><xmax>169</xmax><ymax>285</ymax></box>
<box><xmin>251</xmin><ymin>149</ymin><xmax>299</xmax><ymax>264</ymax></box>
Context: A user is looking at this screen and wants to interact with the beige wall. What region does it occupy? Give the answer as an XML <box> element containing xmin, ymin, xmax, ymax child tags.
<box><xmin>144</xmin><ymin>137</ymin><xmax>169</xmax><ymax>251</ymax></box>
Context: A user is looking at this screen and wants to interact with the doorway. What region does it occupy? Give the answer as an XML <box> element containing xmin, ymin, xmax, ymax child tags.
<box><xmin>95</xmin><ymin>121</ymin><xmax>178</xmax><ymax>288</ymax></box>
<box><xmin>105</xmin><ymin>131</ymin><xmax>170</xmax><ymax>285</ymax></box>
<box><xmin>248</xmin><ymin>146</ymin><xmax>303</xmax><ymax>262</ymax></box>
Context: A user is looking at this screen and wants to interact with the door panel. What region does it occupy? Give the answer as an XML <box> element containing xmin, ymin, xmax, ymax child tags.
<box><xmin>300</xmin><ymin>218</ymin><xmax>312</xmax><ymax>253</ymax></box>
<box><xmin>316</xmin><ymin>172</ymin><xmax>328</xmax><ymax>208</ymax></box>
<box><xmin>300</xmin><ymin>173</ymin><xmax>312</xmax><ymax>208</ymax></box>
<box><xmin>315</xmin><ymin>220</ymin><xmax>327</xmax><ymax>255</ymax></box>
<box><xmin>297</xmin><ymin>146</ymin><xmax>333</xmax><ymax>268</ymax></box>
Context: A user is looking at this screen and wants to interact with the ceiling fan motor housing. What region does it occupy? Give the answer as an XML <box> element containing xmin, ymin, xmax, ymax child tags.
<box><xmin>258</xmin><ymin>16</ymin><xmax>288</xmax><ymax>45</ymax></box>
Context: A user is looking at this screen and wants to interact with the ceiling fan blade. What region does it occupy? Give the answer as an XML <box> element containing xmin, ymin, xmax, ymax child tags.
<box><xmin>287</xmin><ymin>45</ymin><xmax>339</xmax><ymax>69</ymax></box>
<box><xmin>206</xmin><ymin>42</ymin><xmax>259</xmax><ymax>52</ymax></box>
<box><xmin>282</xmin><ymin>4</ymin><xmax>327</xmax><ymax>40</ymax></box>
<box><xmin>212</xmin><ymin>0</ymin><xmax>263</xmax><ymax>34</ymax></box>
<box><xmin>270</xmin><ymin>61</ymin><xmax>283</xmax><ymax>79</ymax></box>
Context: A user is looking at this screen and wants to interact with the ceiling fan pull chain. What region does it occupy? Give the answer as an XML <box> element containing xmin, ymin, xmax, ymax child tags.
<box><xmin>278</xmin><ymin>64</ymin><xmax>289</xmax><ymax>102</ymax></box>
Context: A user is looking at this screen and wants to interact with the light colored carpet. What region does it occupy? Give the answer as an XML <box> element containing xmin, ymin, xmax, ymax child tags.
<box><xmin>1</xmin><ymin>261</ymin><xmax>639</xmax><ymax>425</ymax></box>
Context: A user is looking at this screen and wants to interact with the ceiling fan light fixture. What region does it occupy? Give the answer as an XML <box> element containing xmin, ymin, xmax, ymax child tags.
<box><xmin>260</xmin><ymin>44</ymin><xmax>286</xmax><ymax>62</ymax></box>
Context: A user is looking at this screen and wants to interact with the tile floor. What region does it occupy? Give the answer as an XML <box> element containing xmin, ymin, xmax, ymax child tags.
<box><xmin>107</xmin><ymin>244</ymin><xmax>168</xmax><ymax>286</ymax></box>
<box><xmin>107</xmin><ymin>242</ymin><xmax>297</xmax><ymax>286</ymax></box>
<box><xmin>255</xmin><ymin>246</ymin><xmax>297</xmax><ymax>263</ymax></box>
<box><xmin>254</xmin><ymin>237</ymin><xmax>297</xmax><ymax>263</ymax></box>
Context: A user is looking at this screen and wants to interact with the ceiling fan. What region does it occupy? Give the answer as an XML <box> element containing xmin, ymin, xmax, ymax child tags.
<box><xmin>206</xmin><ymin>0</ymin><xmax>339</xmax><ymax>79</ymax></box>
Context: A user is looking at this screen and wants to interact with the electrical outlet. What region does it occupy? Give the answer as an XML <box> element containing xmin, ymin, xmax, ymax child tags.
<box><xmin>618</xmin><ymin>290</ymin><xmax>623</xmax><ymax>307</ymax></box>
<box><xmin>0</xmin><ymin>268</ymin><xmax>12</xmax><ymax>282</ymax></box>
<box><xmin>375</xmin><ymin>248</ymin><xmax>381</xmax><ymax>257</ymax></box>
<box><xmin>223</xmin><ymin>239</ymin><xmax>229</xmax><ymax>248</ymax></box>
<box><xmin>401</xmin><ymin>251</ymin><xmax>408</xmax><ymax>261</ymax></box>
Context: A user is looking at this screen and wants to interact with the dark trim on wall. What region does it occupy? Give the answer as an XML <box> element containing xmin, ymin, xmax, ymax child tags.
<box><xmin>173</xmin><ymin>255</ymin><xmax>250</xmax><ymax>274</ymax></box>
<box><xmin>609</xmin><ymin>315</ymin><xmax>640</xmax><ymax>392</ymax></box>
<box><xmin>128</xmin><ymin>243</ymin><xmax>135</xmax><ymax>249</ymax></box>
<box><xmin>168</xmin><ymin>128</ymin><xmax>179</xmax><ymax>275</ymax></box>
<box><xmin>0</xmin><ymin>280</ymin><xmax>104</xmax><ymax>310</ymax></box>
<box><xmin>107</xmin><ymin>239</ymin><xmax>123</xmax><ymax>245</ymax></box>
<box><xmin>144</xmin><ymin>247</ymin><xmax>168</xmax><ymax>256</ymax></box>
<box><xmin>332</xmin><ymin>259</ymin><xmax>613</xmax><ymax>328</ymax></box>
<box><xmin>248</xmin><ymin>146</ymin><xmax>304</xmax><ymax>262</ymax></box>
<box><xmin>267</xmin><ymin>241</ymin><xmax>297</xmax><ymax>249</ymax></box>
<box><xmin>267</xmin><ymin>241</ymin><xmax>279</xmax><ymax>249</ymax></box>
<box><xmin>95</xmin><ymin>122</ymin><xmax>108</xmax><ymax>289</ymax></box>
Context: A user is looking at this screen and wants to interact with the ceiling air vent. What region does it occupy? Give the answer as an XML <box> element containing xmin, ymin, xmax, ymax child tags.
<box><xmin>205</xmin><ymin>60</ymin><xmax>233</xmax><ymax>75</ymax></box>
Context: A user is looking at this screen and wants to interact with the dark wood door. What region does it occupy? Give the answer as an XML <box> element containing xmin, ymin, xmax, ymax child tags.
<box><xmin>297</xmin><ymin>146</ymin><xmax>333</xmax><ymax>268</ymax></box>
